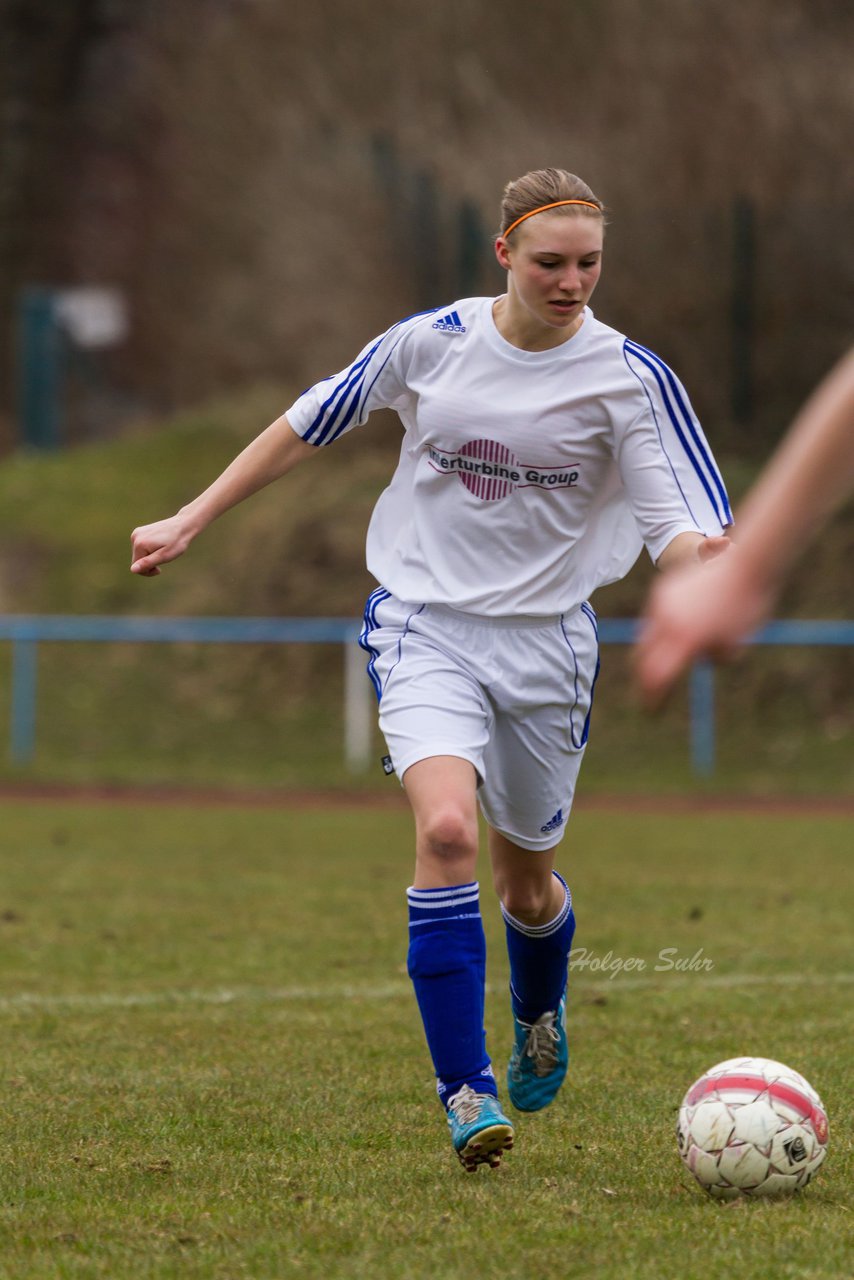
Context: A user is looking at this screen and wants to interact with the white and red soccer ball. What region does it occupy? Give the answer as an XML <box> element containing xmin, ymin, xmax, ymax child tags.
<box><xmin>677</xmin><ymin>1056</ymin><xmax>829</xmax><ymax>1199</ymax></box>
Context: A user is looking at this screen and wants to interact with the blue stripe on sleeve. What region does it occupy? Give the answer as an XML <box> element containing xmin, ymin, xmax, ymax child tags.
<box><xmin>624</xmin><ymin>340</ymin><xmax>732</xmax><ymax>526</ymax></box>
<box><xmin>622</xmin><ymin>343</ymin><xmax>702</xmax><ymax>526</ymax></box>
<box><xmin>305</xmin><ymin>338</ymin><xmax>386</xmax><ymax>445</ymax></box>
<box><xmin>303</xmin><ymin>307</ymin><xmax>440</xmax><ymax>446</ymax></box>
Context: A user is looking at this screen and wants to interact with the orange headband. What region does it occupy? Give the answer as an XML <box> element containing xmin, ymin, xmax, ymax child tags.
<box><xmin>502</xmin><ymin>199</ymin><xmax>602</xmax><ymax>239</ymax></box>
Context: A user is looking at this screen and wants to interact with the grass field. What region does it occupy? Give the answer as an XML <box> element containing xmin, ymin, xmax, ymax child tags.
<box><xmin>0</xmin><ymin>799</ymin><xmax>851</xmax><ymax>1279</ymax></box>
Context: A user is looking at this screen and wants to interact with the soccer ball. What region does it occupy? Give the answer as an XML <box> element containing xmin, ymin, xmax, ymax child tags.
<box><xmin>676</xmin><ymin>1056</ymin><xmax>829</xmax><ymax>1199</ymax></box>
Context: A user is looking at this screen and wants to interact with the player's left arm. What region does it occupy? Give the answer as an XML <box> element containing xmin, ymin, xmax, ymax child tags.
<box><xmin>617</xmin><ymin>347</ymin><xmax>733</xmax><ymax>572</ymax></box>
<box><xmin>655</xmin><ymin>529</ymin><xmax>731</xmax><ymax>572</ymax></box>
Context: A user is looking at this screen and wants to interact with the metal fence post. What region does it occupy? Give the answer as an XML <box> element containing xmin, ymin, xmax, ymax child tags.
<box><xmin>10</xmin><ymin>638</ymin><xmax>38</xmax><ymax>763</ymax></box>
<box><xmin>17</xmin><ymin>288</ymin><xmax>63</xmax><ymax>450</ymax></box>
<box><xmin>689</xmin><ymin>661</ymin><xmax>716</xmax><ymax>777</ymax></box>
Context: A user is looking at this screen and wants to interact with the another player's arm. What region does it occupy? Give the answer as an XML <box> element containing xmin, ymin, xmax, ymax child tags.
<box><xmin>724</xmin><ymin>345</ymin><xmax>854</xmax><ymax>591</ymax></box>
<box><xmin>636</xmin><ymin>347</ymin><xmax>854</xmax><ymax>702</ymax></box>
<box><xmin>130</xmin><ymin>414</ymin><xmax>315</xmax><ymax>577</ymax></box>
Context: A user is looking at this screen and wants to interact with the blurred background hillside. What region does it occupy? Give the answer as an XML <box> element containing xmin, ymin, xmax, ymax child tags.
<box><xmin>0</xmin><ymin>0</ymin><xmax>851</xmax><ymax>793</ymax></box>
<box><xmin>2</xmin><ymin>0</ymin><xmax>853</xmax><ymax>451</ymax></box>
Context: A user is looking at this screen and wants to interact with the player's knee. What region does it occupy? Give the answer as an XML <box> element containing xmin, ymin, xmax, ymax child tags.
<box><xmin>420</xmin><ymin>807</ymin><xmax>478</xmax><ymax>865</ymax></box>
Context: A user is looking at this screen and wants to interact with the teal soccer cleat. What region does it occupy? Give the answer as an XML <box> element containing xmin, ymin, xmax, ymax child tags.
<box><xmin>446</xmin><ymin>1085</ymin><xmax>514</xmax><ymax>1172</ymax></box>
<box><xmin>507</xmin><ymin>996</ymin><xmax>568</xmax><ymax>1112</ymax></box>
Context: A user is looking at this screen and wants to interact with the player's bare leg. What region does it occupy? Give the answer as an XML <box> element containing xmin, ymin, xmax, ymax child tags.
<box><xmin>489</xmin><ymin>829</ymin><xmax>565</xmax><ymax>924</ymax></box>
<box><xmin>489</xmin><ymin>828</ymin><xmax>575</xmax><ymax>1112</ymax></box>
<box><xmin>404</xmin><ymin>755</ymin><xmax>480</xmax><ymax>889</ymax></box>
<box><xmin>403</xmin><ymin>757</ymin><xmax>513</xmax><ymax>1170</ymax></box>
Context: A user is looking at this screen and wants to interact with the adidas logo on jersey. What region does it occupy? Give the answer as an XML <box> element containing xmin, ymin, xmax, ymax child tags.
<box><xmin>539</xmin><ymin>808</ymin><xmax>565</xmax><ymax>834</ymax></box>
<box><xmin>432</xmin><ymin>310</ymin><xmax>466</xmax><ymax>334</ymax></box>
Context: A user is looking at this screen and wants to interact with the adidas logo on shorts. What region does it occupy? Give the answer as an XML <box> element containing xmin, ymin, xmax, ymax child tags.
<box><xmin>432</xmin><ymin>310</ymin><xmax>466</xmax><ymax>334</ymax></box>
<box><xmin>539</xmin><ymin>808</ymin><xmax>565</xmax><ymax>834</ymax></box>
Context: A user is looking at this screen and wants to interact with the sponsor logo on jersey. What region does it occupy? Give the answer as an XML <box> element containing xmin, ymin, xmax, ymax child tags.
<box><xmin>432</xmin><ymin>310</ymin><xmax>467</xmax><ymax>334</ymax></box>
<box><xmin>427</xmin><ymin>440</ymin><xmax>581</xmax><ymax>502</ymax></box>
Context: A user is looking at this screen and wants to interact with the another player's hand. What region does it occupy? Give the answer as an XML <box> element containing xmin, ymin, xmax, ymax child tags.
<box><xmin>635</xmin><ymin>547</ymin><xmax>773</xmax><ymax>708</ymax></box>
<box><xmin>130</xmin><ymin>514</ymin><xmax>195</xmax><ymax>577</ymax></box>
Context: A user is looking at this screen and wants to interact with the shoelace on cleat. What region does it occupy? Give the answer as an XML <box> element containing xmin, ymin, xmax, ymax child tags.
<box><xmin>521</xmin><ymin>1012</ymin><xmax>560</xmax><ymax>1077</ymax></box>
<box><xmin>447</xmin><ymin>1084</ymin><xmax>491</xmax><ymax>1124</ymax></box>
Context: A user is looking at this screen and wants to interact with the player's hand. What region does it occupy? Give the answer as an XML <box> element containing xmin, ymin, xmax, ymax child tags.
<box><xmin>635</xmin><ymin>547</ymin><xmax>771</xmax><ymax>708</ymax></box>
<box><xmin>130</xmin><ymin>515</ymin><xmax>195</xmax><ymax>577</ymax></box>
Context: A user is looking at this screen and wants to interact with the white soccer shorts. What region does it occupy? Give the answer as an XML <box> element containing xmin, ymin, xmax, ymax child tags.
<box><xmin>360</xmin><ymin>589</ymin><xmax>600</xmax><ymax>850</ymax></box>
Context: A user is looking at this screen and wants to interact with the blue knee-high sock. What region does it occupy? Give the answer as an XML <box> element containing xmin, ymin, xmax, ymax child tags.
<box><xmin>502</xmin><ymin>872</ymin><xmax>575</xmax><ymax>1024</ymax></box>
<box><xmin>407</xmin><ymin>882</ymin><xmax>496</xmax><ymax>1107</ymax></box>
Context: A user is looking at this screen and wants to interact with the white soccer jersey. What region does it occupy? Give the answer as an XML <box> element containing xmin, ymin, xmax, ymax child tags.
<box><xmin>286</xmin><ymin>297</ymin><xmax>732</xmax><ymax>616</ymax></box>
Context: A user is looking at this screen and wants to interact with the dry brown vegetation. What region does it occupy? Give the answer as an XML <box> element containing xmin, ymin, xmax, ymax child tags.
<box><xmin>1</xmin><ymin>0</ymin><xmax>853</xmax><ymax>453</ymax></box>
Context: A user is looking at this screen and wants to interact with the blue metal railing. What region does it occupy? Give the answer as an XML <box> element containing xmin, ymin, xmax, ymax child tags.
<box><xmin>0</xmin><ymin>615</ymin><xmax>362</xmax><ymax>769</ymax></box>
<box><xmin>1</xmin><ymin>615</ymin><xmax>852</xmax><ymax>775</ymax></box>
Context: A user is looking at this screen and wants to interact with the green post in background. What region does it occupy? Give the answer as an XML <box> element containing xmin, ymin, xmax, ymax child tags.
<box><xmin>731</xmin><ymin>196</ymin><xmax>755</xmax><ymax>425</ymax></box>
<box><xmin>457</xmin><ymin>199</ymin><xmax>485</xmax><ymax>296</ymax></box>
<box><xmin>17</xmin><ymin>287</ymin><xmax>63</xmax><ymax>450</ymax></box>
<box><xmin>412</xmin><ymin>169</ymin><xmax>440</xmax><ymax>307</ymax></box>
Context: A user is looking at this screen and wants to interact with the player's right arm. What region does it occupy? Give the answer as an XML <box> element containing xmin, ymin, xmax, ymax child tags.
<box><xmin>130</xmin><ymin>414</ymin><xmax>315</xmax><ymax>577</ymax></box>
<box><xmin>131</xmin><ymin>311</ymin><xmax>420</xmax><ymax>576</ymax></box>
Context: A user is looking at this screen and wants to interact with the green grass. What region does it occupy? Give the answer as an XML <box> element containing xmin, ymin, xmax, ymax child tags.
<box><xmin>0</xmin><ymin>800</ymin><xmax>851</xmax><ymax>1278</ymax></box>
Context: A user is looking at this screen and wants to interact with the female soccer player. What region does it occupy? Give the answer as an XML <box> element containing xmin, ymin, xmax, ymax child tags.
<box><xmin>131</xmin><ymin>168</ymin><xmax>731</xmax><ymax>1172</ymax></box>
<box><xmin>636</xmin><ymin>346</ymin><xmax>854</xmax><ymax>702</ymax></box>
